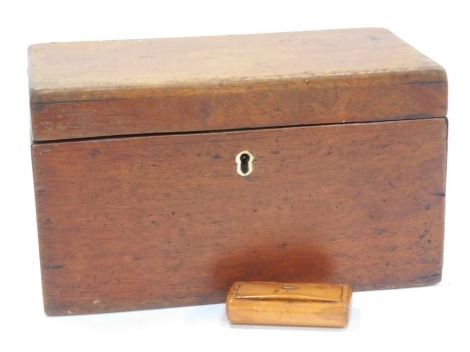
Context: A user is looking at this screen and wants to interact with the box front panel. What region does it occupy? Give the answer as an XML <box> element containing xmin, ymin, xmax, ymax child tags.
<box><xmin>32</xmin><ymin>118</ymin><xmax>446</xmax><ymax>315</ymax></box>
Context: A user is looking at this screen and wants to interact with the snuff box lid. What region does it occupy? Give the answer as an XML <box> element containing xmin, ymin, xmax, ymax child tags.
<box><xmin>28</xmin><ymin>28</ymin><xmax>447</xmax><ymax>142</ymax></box>
<box><xmin>234</xmin><ymin>282</ymin><xmax>344</xmax><ymax>302</ymax></box>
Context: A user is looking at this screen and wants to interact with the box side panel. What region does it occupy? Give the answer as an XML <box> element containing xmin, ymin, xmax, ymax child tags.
<box><xmin>32</xmin><ymin>118</ymin><xmax>446</xmax><ymax>315</ymax></box>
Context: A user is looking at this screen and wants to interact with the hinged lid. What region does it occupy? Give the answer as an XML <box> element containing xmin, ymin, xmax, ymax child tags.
<box><xmin>28</xmin><ymin>28</ymin><xmax>447</xmax><ymax>142</ymax></box>
<box><xmin>234</xmin><ymin>282</ymin><xmax>344</xmax><ymax>302</ymax></box>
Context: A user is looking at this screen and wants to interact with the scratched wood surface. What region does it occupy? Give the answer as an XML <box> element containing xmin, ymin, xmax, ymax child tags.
<box><xmin>28</xmin><ymin>28</ymin><xmax>447</xmax><ymax>141</ymax></box>
<box><xmin>32</xmin><ymin>118</ymin><xmax>447</xmax><ymax>315</ymax></box>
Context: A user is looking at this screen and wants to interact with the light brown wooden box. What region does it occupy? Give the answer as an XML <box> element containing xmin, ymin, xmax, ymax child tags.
<box><xmin>29</xmin><ymin>28</ymin><xmax>447</xmax><ymax>315</ymax></box>
<box><xmin>226</xmin><ymin>282</ymin><xmax>352</xmax><ymax>328</ymax></box>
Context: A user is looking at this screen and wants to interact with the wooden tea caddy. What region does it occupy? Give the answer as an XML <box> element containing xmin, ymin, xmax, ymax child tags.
<box><xmin>29</xmin><ymin>28</ymin><xmax>447</xmax><ymax>315</ymax></box>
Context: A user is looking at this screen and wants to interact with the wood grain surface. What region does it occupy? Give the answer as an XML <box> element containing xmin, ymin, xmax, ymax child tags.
<box><xmin>29</xmin><ymin>28</ymin><xmax>447</xmax><ymax>141</ymax></box>
<box><xmin>32</xmin><ymin>118</ymin><xmax>447</xmax><ymax>315</ymax></box>
<box><xmin>226</xmin><ymin>282</ymin><xmax>352</xmax><ymax>328</ymax></box>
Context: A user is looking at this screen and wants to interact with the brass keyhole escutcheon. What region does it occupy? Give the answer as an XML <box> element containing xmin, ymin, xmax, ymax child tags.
<box><xmin>235</xmin><ymin>151</ymin><xmax>254</xmax><ymax>176</ymax></box>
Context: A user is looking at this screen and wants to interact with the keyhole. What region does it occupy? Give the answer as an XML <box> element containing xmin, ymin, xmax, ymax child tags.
<box><xmin>235</xmin><ymin>150</ymin><xmax>254</xmax><ymax>176</ymax></box>
<box><xmin>240</xmin><ymin>153</ymin><xmax>250</xmax><ymax>174</ymax></box>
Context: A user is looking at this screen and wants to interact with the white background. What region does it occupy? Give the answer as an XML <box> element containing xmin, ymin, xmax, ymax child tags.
<box><xmin>1</xmin><ymin>1</ymin><xmax>469</xmax><ymax>351</ymax></box>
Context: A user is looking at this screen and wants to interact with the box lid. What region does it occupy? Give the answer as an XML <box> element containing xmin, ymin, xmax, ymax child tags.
<box><xmin>28</xmin><ymin>28</ymin><xmax>447</xmax><ymax>142</ymax></box>
<box><xmin>234</xmin><ymin>282</ymin><xmax>344</xmax><ymax>302</ymax></box>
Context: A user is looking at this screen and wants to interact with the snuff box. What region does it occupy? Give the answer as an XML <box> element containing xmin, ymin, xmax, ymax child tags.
<box><xmin>226</xmin><ymin>282</ymin><xmax>352</xmax><ymax>328</ymax></box>
<box><xmin>29</xmin><ymin>28</ymin><xmax>447</xmax><ymax>315</ymax></box>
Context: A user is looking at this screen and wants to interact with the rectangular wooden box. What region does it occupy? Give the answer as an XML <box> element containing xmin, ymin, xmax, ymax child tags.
<box><xmin>29</xmin><ymin>28</ymin><xmax>447</xmax><ymax>315</ymax></box>
<box><xmin>226</xmin><ymin>282</ymin><xmax>352</xmax><ymax>328</ymax></box>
